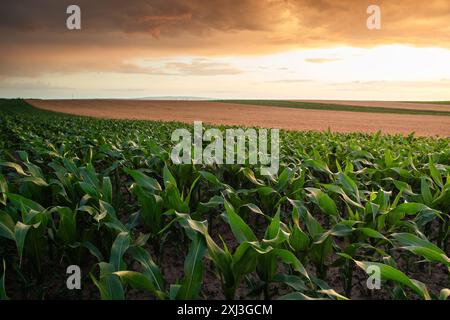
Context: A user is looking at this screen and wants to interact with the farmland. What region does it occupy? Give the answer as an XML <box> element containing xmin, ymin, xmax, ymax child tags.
<box><xmin>217</xmin><ymin>100</ymin><xmax>450</xmax><ymax>116</ymax></box>
<box><xmin>0</xmin><ymin>98</ymin><xmax>449</xmax><ymax>300</ymax></box>
<box><xmin>27</xmin><ymin>99</ymin><xmax>450</xmax><ymax>136</ymax></box>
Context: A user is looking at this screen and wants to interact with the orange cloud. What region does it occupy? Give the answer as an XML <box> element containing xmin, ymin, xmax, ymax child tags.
<box><xmin>0</xmin><ymin>0</ymin><xmax>449</xmax><ymax>78</ymax></box>
<box><xmin>305</xmin><ymin>58</ymin><xmax>341</xmax><ymax>63</ymax></box>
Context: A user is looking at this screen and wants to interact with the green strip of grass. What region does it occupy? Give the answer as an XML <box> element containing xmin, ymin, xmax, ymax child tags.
<box><xmin>216</xmin><ymin>100</ymin><xmax>450</xmax><ymax>116</ymax></box>
<box><xmin>402</xmin><ymin>101</ymin><xmax>450</xmax><ymax>106</ymax></box>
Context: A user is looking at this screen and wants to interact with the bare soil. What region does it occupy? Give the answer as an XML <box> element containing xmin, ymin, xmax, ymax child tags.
<box><xmin>27</xmin><ymin>99</ymin><xmax>450</xmax><ymax>137</ymax></box>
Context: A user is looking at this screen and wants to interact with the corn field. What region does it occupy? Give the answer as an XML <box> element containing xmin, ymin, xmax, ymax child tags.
<box><xmin>0</xmin><ymin>99</ymin><xmax>449</xmax><ymax>300</ymax></box>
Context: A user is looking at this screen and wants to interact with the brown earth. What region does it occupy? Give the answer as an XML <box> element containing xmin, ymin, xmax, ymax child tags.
<box><xmin>27</xmin><ymin>99</ymin><xmax>450</xmax><ymax>137</ymax></box>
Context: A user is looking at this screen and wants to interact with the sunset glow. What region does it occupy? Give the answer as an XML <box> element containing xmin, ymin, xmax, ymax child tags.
<box><xmin>1</xmin><ymin>0</ymin><xmax>449</xmax><ymax>100</ymax></box>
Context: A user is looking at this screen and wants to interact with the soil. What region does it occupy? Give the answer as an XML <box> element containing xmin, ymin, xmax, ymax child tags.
<box><xmin>27</xmin><ymin>99</ymin><xmax>450</xmax><ymax>137</ymax></box>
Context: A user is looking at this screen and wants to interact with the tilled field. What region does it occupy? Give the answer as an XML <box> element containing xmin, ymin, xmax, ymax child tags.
<box><xmin>27</xmin><ymin>99</ymin><xmax>450</xmax><ymax>137</ymax></box>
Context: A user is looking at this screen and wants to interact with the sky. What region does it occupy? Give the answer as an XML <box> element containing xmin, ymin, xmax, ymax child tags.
<box><xmin>0</xmin><ymin>0</ymin><xmax>449</xmax><ymax>100</ymax></box>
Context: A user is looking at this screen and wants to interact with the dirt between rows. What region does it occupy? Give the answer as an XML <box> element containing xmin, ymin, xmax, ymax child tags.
<box><xmin>27</xmin><ymin>99</ymin><xmax>450</xmax><ymax>137</ymax></box>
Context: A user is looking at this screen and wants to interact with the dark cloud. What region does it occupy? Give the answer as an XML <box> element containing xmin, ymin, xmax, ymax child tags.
<box><xmin>1</xmin><ymin>0</ymin><xmax>448</xmax><ymax>43</ymax></box>
<box><xmin>0</xmin><ymin>0</ymin><xmax>283</xmax><ymax>35</ymax></box>
<box><xmin>0</xmin><ymin>0</ymin><xmax>449</xmax><ymax>78</ymax></box>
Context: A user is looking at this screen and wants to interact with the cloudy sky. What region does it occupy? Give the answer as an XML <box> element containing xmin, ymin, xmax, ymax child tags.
<box><xmin>1</xmin><ymin>0</ymin><xmax>449</xmax><ymax>100</ymax></box>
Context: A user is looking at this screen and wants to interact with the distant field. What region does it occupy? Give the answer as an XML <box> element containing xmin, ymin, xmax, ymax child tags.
<box><xmin>27</xmin><ymin>99</ymin><xmax>450</xmax><ymax>136</ymax></box>
<box><xmin>299</xmin><ymin>100</ymin><xmax>450</xmax><ymax>112</ymax></box>
<box><xmin>217</xmin><ymin>100</ymin><xmax>450</xmax><ymax>116</ymax></box>
<box><xmin>406</xmin><ymin>101</ymin><xmax>450</xmax><ymax>105</ymax></box>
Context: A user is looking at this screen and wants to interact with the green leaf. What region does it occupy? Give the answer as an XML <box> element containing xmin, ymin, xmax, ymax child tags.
<box><xmin>91</xmin><ymin>262</ymin><xmax>124</xmax><ymax>300</ymax></box>
<box><xmin>242</xmin><ymin>203</ymin><xmax>266</xmax><ymax>217</ymax></box>
<box><xmin>263</xmin><ymin>207</ymin><xmax>289</xmax><ymax>246</ymax></box>
<box><xmin>289</xmin><ymin>225</ymin><xmax>310</xmax><ymax>252</ymax></box>
<box><xmin>257</xmin><ymin>186</ymin><xmax>277</xmax><ymax>198</ymax></box>
<box><xmin>240</xmin><ymin>167</ymin><xmax>264</xmax><ymax>186</ymax></box>
<box><xmin>128</xmin><ymin>246</ymin><xmax>165</xmax><ymax>294</ymax></box>
<box><xmin>232</xmin><ymin>242</ymin><xmax>267</xmax><ymax>278</ymax></box>
<box><xmin>289</xmin><ymin>199</ymin><xmax>323</xmax><ymax>239</ymax></box>
<box><xmin>177</xmin><ymin>234</ymin><xmax>206</xmax><ymax>299</ymax></box>
<box><xmin>124</xmin><ymin>168</ymin><xmax>162</xmax><ymax>192</ymax></box>
<box><xmin>224</xmin><ymin>200</ymin><xmax>256</xmax><ymax>243</ymax></box>
<box><xmin>131</xmin><ymin>185</ymin><xmax>163</xmax><ymax>232</ymax></box>
<box><xmin>357</xmin><ymin>227</ymin><xmax>389</xmax><ymax>241</ymax></box>
<box><xmin>20</xmin><ymin>177</ymin><xmax>48</xmax><ymax>187</ymax></box>
<box><xmin>392</xmin><ymin>233</ymin><xmax>450</xmax><ymax>267</ymax></box>
<box><xmin>384</xmin><ymin>149</ymin><xmax>394</xmax><ymax>167</ymax></box>
<box><xmin>303</xmin><ymin>159</ymin><xmax>332</xmax><ymax>175</ymax></box>
<box><xmin>420</xmin><ymin>177</ymin><xmax>433</xmax><ymax>206</ymax></box>
<box><xmin>322</xmin><ymin>184</ymin><xmax>363</xmax><ymax>209</ymax></box>
<box><xmin>0</xmin><ymin>211</ymin><xmax>15</xmax><ymax>241</ymax></box>
<box><xmin>275</xmin><ymin>167</ymin><xmax>294</xmax><ymax>192</ymax></box>
<box><xmin>200</xmin><ymin>195</ymin><xmax>224</xmax><ymax>209</ymax></box>
<box><xmin>15</xmin><ymin>221</ymin><xmax>32</xmax><ymax>265</ymax></box>
<box><xmin>164</xmin><ymin>183</ymin><xmax>188</xmax><ymax>213</ymax></box>
<box><xmin>79</xmin><ymin>182</ymin><xmax>100</xmax><ymax>199</ymax></box>
<box><xmin>176</xmin><ymin>213</ymin><xmax>232</xmax><ymax>293</ymax></box>
<box><xmin>185</xmin><ymin>174</ymin><xmax>200</xmax><ymax>206</ymax></box>
<box><xmin>387</xmin><ymin>203</ymin><xmax>440</xmax><ymax>225</ymax></box>
<box><xmin>6</xmin><ymin>193</ymin><xmax>45</xmax><ymax>212</ymax></box>
<box><xmin>265</xmin><ymin>207</ymin><xmax>282</xmax><ymax>240</ymax></box>
<box><xmin>199</xmin><ymin>171</ymin><xmax>223</xmax><ymax>187</ymax></box>
<box><xmin>306</xmin><ymin>188</ymin><xmax>338</xmax><ymax>216</ymax></box>
<box><xmin>272</xmin><ymin>248</ymin><xmax>310</xmax><ymax>280</ymax></box>
<box><xmin>0</xmin><ymin>174</ymin><xmax>8</xmax><ymax>205</ymax></box>
<box><xmin>54</xmin><ymin>207</ymin><xmax>77</xmax><ymax>245</ymax></box>
<box><xmin>170</xmin><ymin>285</ymin><xmax>181</xmax><ymax>300</ymax></box>
<box><xmin>314</xmin><ymin>222</ymin><xmax>355</xmax><ymax>244</ymax></box>
<box><xmin>109</xmin><ymin>232</ymin><xmax>130</xmax><ymax>271</ymax></box>
<box><xmin>114</xmin><ymin>271</ymin><xmax>165</xmax><ymax>299</ymax></box>
<box><xmin>0</xmin><ymin>162</ymin><xmax>28</xmax><ymax>176</ymax></box>
<box><xmin>337</xmin><ymin>172</ymin><xmax>359</xmax><ymax>199</ymax></box>
<box><xmin>163</xmin><ymin>165</ymin><xmax>177</xmax><ymax>189</ymax></box>
<box><xmin>102</xmin><ymin>176</ymin><xmax>113</xmax><ymax>203</ymax></box>
<box><xmin>0</xmin><ymin>259</ymin><xmax>8</xmax><ymax>300</ymax></box>
<box><xmin>80</xmin><ymin>241</ymin><xmax>104</xmax><ymax>262</ymax></box>
<box><xmin>355</xmin><ymin>261</ymin><xmax>430</xmax><ymax>300</ymax></box>
<box><xmin>273</xmin><ymin>274</ymin><xmax>308</xmax><ymax>291</ymax></box>
<box><xmin>429</xmin><ymin>159</ymin><xmax>443</xmax><ymax>188</ymax></box>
